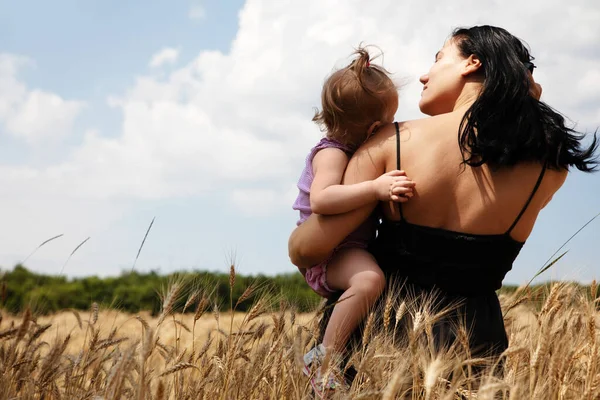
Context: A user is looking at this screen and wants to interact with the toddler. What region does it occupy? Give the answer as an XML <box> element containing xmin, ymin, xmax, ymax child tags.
<box><xmin>292</xmin><ymin>47</ymin><xmax>414</xmax><ymax>395</ymax></box>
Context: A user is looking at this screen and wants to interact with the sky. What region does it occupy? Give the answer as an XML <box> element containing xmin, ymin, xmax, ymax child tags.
<box><xmin>0</xmin><ymin>0</ymin><xmax>598</xmax><ymax>285</ymax></box>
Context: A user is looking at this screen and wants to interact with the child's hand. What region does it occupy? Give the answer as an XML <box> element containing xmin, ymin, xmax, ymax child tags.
<box><xmin>372</xmin><ymin>170</ymin><xmax>415</xmax><ymax>202</ymax></box>
<box><xmin>390</xmin><ymin>177</ymin><xmax>416</xmax><ymax>202</ymax></box>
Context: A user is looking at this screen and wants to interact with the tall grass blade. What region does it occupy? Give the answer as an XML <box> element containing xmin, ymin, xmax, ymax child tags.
<box><xmin>526</xmin><ymin>250</ymin><xmax>569</xmax><ymax>288</ymax></box>
<box><xmin>59</xmin><ymin>237</ymin><xmax>91</xmax><ymax>275</ymax></box>
<box><xmin>22</xmin><ymin>234</ymin><xmax>64</xmax><ymax>264</ymax></box>
<box><xmin>131</xmin><ymin>217</ymin><xmax>155</xmax><ymax>272</ymax></box>
<box><xmin>535</xmin><ymin>211</ymin><xmax>599</xmax><ymax>281</ymax></box>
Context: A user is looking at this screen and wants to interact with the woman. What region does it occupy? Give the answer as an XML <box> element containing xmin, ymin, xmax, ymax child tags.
<box><xmin>288</xmin><ymin>26</ymin><xmax>598</xmax><ymax>360</ymax></box>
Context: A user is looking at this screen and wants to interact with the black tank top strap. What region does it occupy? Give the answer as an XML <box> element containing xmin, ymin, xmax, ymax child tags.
<box><xmin>505</xmin><ymin>162</ymin><xmax>547</xmax><ymax>235</ymax></box>
<box><xmin>394</xmin><ymin>122</ymin><xmax>404</xmax><ymax>219</ymax></box>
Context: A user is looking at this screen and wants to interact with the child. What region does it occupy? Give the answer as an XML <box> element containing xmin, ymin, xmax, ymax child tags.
<box><xmin>292</xmin><ymin>47</ymin><xmax>415</xmax><ymax>395</ymax></box>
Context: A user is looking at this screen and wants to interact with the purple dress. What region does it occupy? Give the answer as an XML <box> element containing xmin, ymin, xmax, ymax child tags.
<box><xmin>292</xmin><ymin>137</ymin><xmax>377</xmax><ymax>297</ymax></box>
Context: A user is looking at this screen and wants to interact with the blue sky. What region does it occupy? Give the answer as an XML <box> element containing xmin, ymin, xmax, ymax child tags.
<box><xmin>0</xmin><ymin>0</ymin><xmax>598</xmax><ymax>285</ymax></box>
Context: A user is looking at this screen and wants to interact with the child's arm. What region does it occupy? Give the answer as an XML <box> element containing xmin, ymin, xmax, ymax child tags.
<box><xmin>310</xmin><ymin>148</ymin><xmax>414</xmax><ymax>215</ymax></box>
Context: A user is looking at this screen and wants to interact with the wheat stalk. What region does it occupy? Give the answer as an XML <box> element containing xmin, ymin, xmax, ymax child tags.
<box><xmin>1</xmin><ymin>280</ymin><xmax>598</xmax><ymax>399</ymax></box>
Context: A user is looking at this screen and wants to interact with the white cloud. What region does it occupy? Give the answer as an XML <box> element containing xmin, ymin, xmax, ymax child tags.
<box><xmin>94</xmin><ymin>0</ymin><xmax>599</xmax><ymax>206</ymax></box>
<box><xmin>6</xmin><ymin>90</ymin><xmax>85</xmax><ymax>142</ymax></box>
<box><xmin>1</xmin><ymin>0</ymin><xmax>599</xmax><ymax>276</ymax></box>
<box><xmin>6</xmin><ymin>0</ymin><xmax>600</xmax><ymax>204</ymax></box>
<box><xmin>231</xmin><ymin>185</ymin><xmax>299</xmax><ymax>217</ymax></box>
<box><xmin>149</xmin><ymin>47</ymin><xmax>180</xmax><ymax>68</ymax></box>
<box><xmin>0</xmin><ymin>54</ymin><xmax>84</xmax><ymax>143</ymax></box>
<box><xmin>231</xmin><ymin>189</ymin><xmax>281</xmax><ymax>217</ymax></box>
<box><xmin>188</xmin><ymin>4</ymin><xmax>206</xmax><ymax>20</ymax></box>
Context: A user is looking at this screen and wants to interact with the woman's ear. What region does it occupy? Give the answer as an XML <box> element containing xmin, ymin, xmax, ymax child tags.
<box><xmin>461</xmin><ymin>54</ymin><xmax>482</xmax><ymax>77</ymax></box>
<box><xmin>367</xmin><ymin>121</ymin><xmax>382</xmax><ymax>136</ymax></box>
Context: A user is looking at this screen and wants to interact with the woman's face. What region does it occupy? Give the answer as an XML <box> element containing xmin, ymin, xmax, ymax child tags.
<box><xmin>419</xmin><ymin>39</ymin><xmax>469</xmax><ymax>116</ymax></box>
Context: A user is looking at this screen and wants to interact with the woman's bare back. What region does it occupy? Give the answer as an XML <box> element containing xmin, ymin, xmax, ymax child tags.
<box><xmin>378</xmin><ymin>112</ymin><xmax>567</xmax><ymax>243</ymax></box>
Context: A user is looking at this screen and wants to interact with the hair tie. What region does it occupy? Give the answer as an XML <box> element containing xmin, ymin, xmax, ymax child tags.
<box><xmin>366</xmin><ymin>60</ymin><xmax>370</xmax><ymax>68</ymax></box>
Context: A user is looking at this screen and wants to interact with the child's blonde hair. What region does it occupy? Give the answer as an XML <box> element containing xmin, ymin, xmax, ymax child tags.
<box><xmin>313</xmin><ymin>47</ymin><xmax>398</xmax><ymax>150</ymax></box>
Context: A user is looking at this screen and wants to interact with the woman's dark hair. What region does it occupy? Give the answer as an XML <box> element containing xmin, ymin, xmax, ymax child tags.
<box><xmin>452</xmin><ymin>25</ymin><xmax>598</xmax><ymax>171</ymax></box>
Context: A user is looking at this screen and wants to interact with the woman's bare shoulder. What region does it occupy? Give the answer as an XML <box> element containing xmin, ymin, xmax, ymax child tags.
<box><xmin>348</xmin><ymin>122</ymin><xmax>407</xmax><ymax>171</ymax></box>
<box><xmin>389</xmin><ymin>118</ymin><xmax>441</xmax><ymax>152</ymax></box>
<box><xmin>397</xmin><ymin>112</ymin><xmax>460</xmax><ymax>132</ymax></box>
<box><xmin>355</xmin><ymin>114</ymin><xmax>456</xmax><ymax>162</ymax></box>
<box><xmin>545</xmin><ymin>166</ymin><xmax>568</xmax><ymax>194</ymax></box>
<box><xmin>357</xmin><ymin>122</ymin><xmax>399</xmax><ymax>151</ymax></box>
<box><xmin>358</xmin><ymin>117</ymin><xmax>438</xmax><ymax>154</ymax></box>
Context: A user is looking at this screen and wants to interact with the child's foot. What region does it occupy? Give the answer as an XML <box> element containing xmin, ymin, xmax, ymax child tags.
<box><xmin>303</xmin><ymin>344</ymin><xmax>349</xmax><ymax>398</ymax></box>
<box><xmin>309</xmin><ymin>370</ymin><xmax>347</xmax><ymax>399</ymax></box>
<box><xmin>303</xmin><ymin>343</ymin><xmax>326</xmax><ymax>377</ymax></box>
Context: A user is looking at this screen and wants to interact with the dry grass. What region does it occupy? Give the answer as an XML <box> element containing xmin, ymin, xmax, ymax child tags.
<box><xmin>0</xmin><ymin>280</ymin><xmax>599</xmax><ymax>399</ymax></box>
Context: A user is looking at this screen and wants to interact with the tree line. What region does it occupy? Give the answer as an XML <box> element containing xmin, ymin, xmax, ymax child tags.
<box><xmin>1</xmin><ymin>265</ymin><xmax>597</xmax><ymax>315</ymax></box>
<box><xmin>0</xmin><ymin>265</ymin><xmax>322</xmax><ymax>315</ymax></box>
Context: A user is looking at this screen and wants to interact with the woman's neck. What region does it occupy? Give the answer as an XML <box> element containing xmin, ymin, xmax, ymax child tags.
<box><xmin>453</xmin><ymin>82</ymin><xmax>481</xmax><ymax>112</ymax></box>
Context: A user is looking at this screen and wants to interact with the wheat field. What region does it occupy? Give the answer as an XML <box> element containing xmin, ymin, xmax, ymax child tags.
<box><xmin>0</xmin><ymin>278</ymin><xmax>599</xmax><ymax>399</ymax></box>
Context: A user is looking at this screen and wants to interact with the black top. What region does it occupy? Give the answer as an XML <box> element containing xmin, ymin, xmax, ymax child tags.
<box><xmin>371</xmin><ymin>122</ymin><xmax>547</xmax><ymax>296</ymax></box>
<box><xmin>319</xmin><ymin>122</ymin><xmax>548</xmax><ymax>363</ymax></box>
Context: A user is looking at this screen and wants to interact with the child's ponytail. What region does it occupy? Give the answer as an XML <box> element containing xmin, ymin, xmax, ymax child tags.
<box><xmin>313</xmin><ymin>45</ymin><xmax>398</xmax><ymax>149</ymax></box>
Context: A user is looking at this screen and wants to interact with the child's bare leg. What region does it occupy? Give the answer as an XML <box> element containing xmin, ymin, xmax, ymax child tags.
<box><xmin>322</xmin><ymin>247</ymin><xmax>385</xmax><ymax>353</ymax></box>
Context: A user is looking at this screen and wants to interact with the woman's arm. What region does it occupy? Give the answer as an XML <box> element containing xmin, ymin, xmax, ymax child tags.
<box><xmin>311</xmin><ymin>148</ymin><xmax>409</xmax><ymax>215</ymax></box>
<box><xmin>289</xmin><ymin>126</ymin><xmax>409</xmax><ymax>268</ymax></box>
